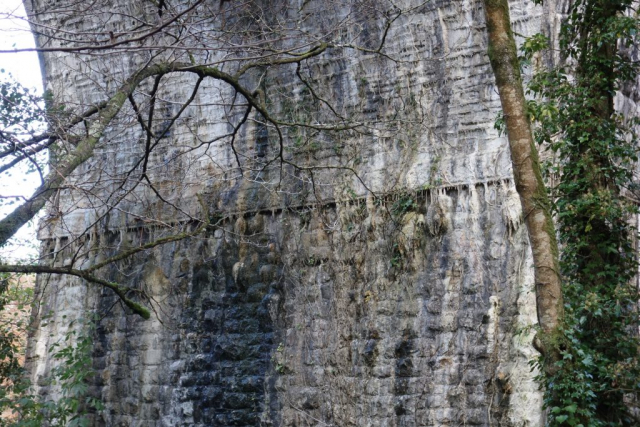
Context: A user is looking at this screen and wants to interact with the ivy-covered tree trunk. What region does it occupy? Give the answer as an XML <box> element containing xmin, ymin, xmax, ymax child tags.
<box><xmin>485</xmin><ymin>0</ymin><xmax>640</xmax><ymax>423</ymax></box>
<box><xmin>531</xmin><ymin>0</ymin><xmax>640</xmax><ymax>422</ymax></box>
<box><xmin>481</xmin><ymin>0</ymin><xmax>563</xmax><ymax>342</ymax></box>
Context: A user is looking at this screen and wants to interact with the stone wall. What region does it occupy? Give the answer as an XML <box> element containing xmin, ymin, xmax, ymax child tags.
<box><xmin>25</xmin><ymin>0</ymin><xmax>546</xmax><ymax>425</ymax></box>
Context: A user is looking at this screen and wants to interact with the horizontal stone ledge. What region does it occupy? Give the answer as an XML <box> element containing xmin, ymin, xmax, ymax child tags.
<box><xmin>38</xmin><ymin>176</ymin><xmax>515</xmax><ymax>241</ymax></box>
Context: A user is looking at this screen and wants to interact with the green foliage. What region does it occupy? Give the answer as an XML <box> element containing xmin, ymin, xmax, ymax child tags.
<box><xmin>272</xmin><ymin>342</ymin><xmax>289</xmax><ymax>374</ymax></box>
<box><xmin>494</xmin><ymin>111</ymin><xmax>506</xmax><ymax>136</ymax></box>
<box><xmin>0</xmin><ymin>76</ymin><xmax>41</xmax><ymax>132</ymax></box>
<box><xmin>391</xmin><ymin>193</ymin><xmax>416</xmax><ymax>217</ymax></box>
<box><xmin>0</xmin><ymin>273</ymin><xmax>24</xmax><ymax>410</ymax></box>
<box><xmin>0</xmin><ymin>303</ymin><xmax>103</xmax><ymax>427</ymax></box>
<box><xmin>0</xmin><ymin>74</ymin><xmax>47</xmax><ymax>215</ymax></box>
<box><xmin>519</xmin><ymin>33</ymin><xmax>549</xmax><ymax>62</ymax></box>
<box><xmin>523</xmin><ymin>0</ymin><xmax>640</xmax><ymax>424</ymax></box>
<box><xmin>390</xmin><ymin>242</ymin><xmax>403</xmax><ymax>268</ymax></box>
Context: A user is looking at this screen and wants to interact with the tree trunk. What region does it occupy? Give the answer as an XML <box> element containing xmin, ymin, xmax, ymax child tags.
<box><xmin>482</xmin><ymin>0</ymin><xmax>563</xmax><ymax>345</ymax></box>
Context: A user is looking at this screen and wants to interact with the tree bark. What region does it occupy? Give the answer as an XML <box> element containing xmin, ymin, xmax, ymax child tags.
<box><xmin>482</xmin><ymin>0</ymin><xmax>563</xmax><ymax>343</ymax></box>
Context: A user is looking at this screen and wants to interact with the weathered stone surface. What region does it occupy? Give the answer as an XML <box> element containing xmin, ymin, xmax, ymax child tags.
<box><xmin>24</xmin><ymin>0</ymin><xmax>548</xmax><ymax>425</ymax></box>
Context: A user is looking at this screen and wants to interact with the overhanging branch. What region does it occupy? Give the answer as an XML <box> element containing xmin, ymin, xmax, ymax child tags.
<box><xmin>0</xmin><ymin>264</ymin><xmax>150</xmax><ymax>319</ymax></box>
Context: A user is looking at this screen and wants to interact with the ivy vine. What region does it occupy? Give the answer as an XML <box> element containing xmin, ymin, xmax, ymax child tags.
<box><xmin>524</xmin><ymin>0</ymin><xmax>640</xmax><ymax>424</ymax></box>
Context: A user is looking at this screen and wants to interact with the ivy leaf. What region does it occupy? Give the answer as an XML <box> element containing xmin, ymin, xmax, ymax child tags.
<box><xmin>564</xmin><ymin>403</ymin><xmax>578</xmax><ymax>413</ymax></box>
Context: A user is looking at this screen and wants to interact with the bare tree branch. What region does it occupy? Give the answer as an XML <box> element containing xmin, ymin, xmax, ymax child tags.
<box><xmin>0</xmin><ymin>263</ymin><xmax>150</xmax><ymax>319</ymax></box>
